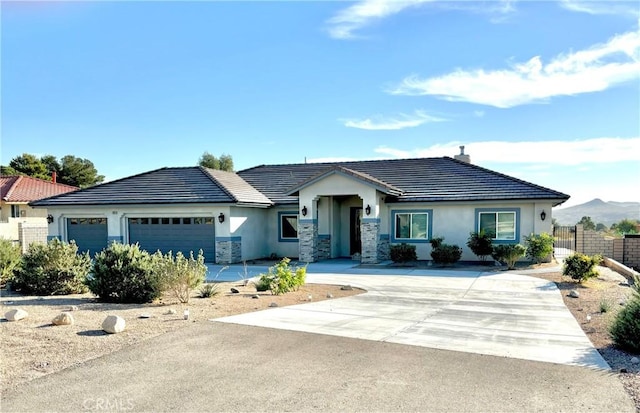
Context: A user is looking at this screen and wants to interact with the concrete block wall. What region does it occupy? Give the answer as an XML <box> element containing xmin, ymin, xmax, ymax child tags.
<box><xmin>623</xmin><ymin>236</ymin><xmax>640</xmax><ymax>270</ymax></box>
<box><xmin>581</xmin><ymin>229</ymin><xmax>614</xmax><ymax>258</ymax></box>
<box><xmin>18</xmin><ymin>222</ymin><xmax>48</xmax><ymax>253</ymax></box>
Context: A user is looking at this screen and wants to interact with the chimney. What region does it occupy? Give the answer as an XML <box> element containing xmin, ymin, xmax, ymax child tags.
<box><xmin>454</xmin><ymin>145</ymin><xmax>471</xmax><ymax>163</ymax></box>
<box><xmin>52</xmin><ymin>171</ymin><xmax>57</xmax><ymax>183</ymax></box>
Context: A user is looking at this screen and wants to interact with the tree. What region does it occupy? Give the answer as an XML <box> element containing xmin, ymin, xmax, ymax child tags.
<box><xmin>198</xmin><ymin>152</ymin><xmax>233</xmax><ymax>172</ymax></box>
<box><xmin>2</xmin><ymin>153</ymin><xmax>103</xmax><ymax>188</ymax></box>
<box><xmin>59</xmin><ymin>155</ymin><xmax>104</xmax><ymax>188</ymax></box>
<box><xmin>577</xmin><ymin>216</ymin><xmax>596</xmax><ymax>231</ymax></box>
<box><xmin>611</xmin><ymin>219</ymin><xmax>639</xmax><ymax>235</ymax></box>
<box><xmin>595</xmin><ymin>223</ymin><xmax>608</xmax><ymax>232</ymax></box>
<box><xmin>8</xmin><ymin>153</ymin><xmax>49</xmax><ymax>180</ymax></box>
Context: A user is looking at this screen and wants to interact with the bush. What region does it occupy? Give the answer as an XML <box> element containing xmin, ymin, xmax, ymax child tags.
<box><xmin>466</xmin><ymin>231</ymin><xmax>493</xmax><ymax>261</ymax></box>
<box><xmin>562</xmin><ymin>253</ymin><xmax>601</xmax><ymax>283</ymax></box>
<box><xmin>198</xmin><ymin>283</ymin><xmax>220</xmax><ymax>298</ymax></box>
<box><xmin>12</xmin><ymin>239</ymin><xmax>90</xmax><ymax>295</ymax></box>
<box><xmin>87</xmin><ymin>243</ymin><xmax>161</xmax><ymax>303</ymax></box>
<box><xmin>257</xmin><ymin>257</ymin><xmax>307</xmax><ymax>295</ymax></box>
<box><xmin>0</xmin><ymin>238</ymin><xmax>22</xmax><ymax>288</ymax></box>
<box><xmin>610</xmin><ymin>296</ymin><xmax>640</xmax><ymax>353</ymax></box>
<box><xmin>430</xmin><ymin>237</ymin><xmax>462</xmax><ymax>265</ymax></box>
<box><xmin>253</xmin><ymin>277</ymin><xmax>271</xmax><ymax>292</ymax></box>
<box><xmin>155</xmin><ymin>250</ymin><xmax>208</xmax><ymax>303</ymax></box>
<box><xmin>524</xmin><ymin>233</ymin><xmax>554</xmax><ymax>264</ymax></box>
<box><xmin>491</xmin><ymin>244</ymin><xmax>526</xmax><ymax>270</ymax></box>
<box><xmin>390</xmin><ymin>243</ymin><xmax>417</xmax><ymax>263</ymax></box>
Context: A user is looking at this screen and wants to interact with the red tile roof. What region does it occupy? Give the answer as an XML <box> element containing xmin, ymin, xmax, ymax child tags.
<box><xmin>0</xmin><ymin>176</ymin><xmax>78</xmax><ymax>202</ymax></box>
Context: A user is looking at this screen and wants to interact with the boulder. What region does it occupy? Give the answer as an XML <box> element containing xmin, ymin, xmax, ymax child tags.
<box><xmin>568</xmin><ymin>290</ymin><xmax>580</xmax><ymax>298</ymax></box>
<box><xmin>68</xmin><ymin>305</ymin><xmax>79</xmax><ymax>311</ymax></box>
<box><xmin>5</xmin><ymin>308</ymin><xmax>28</xmax><ymax>321</ymax></box>
<box><xmin>269</xmin><ymin>302</ymin><xmax>278</xmax><ymax>308</ymax></box>
<box><xmin>102</xmin><ymin>315</ymin><xmax>126</xmax><ymax>334</ymax></box>
<box><xmin>326</xmin><ymin>293</ymin><xmax>334</xmax><ymax>298</ymax></box>
<box><xmin>341</xmin><ymin>285</ymin><xmax>353</xmax><ymax>291</ymax></box>
<box><xmin>52</xmin><ymin>312</ymin><xmax>74</xmax><ymax>326</ymax></box>
<box><xmin>230</xmin><ymin>288</ymin><xmax>240</xmax><ymax>294</ymax></box>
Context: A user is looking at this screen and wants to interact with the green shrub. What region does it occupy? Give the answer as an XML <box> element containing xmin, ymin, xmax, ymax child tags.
<box><xmin>562</xmin><ymin>253</ymin><xmax>601</xmax><ymax>283</ymax></box>
<box><xmin>253</xmin><ymin>277</ymin><xmax>271</xmax><ymax>292</ymax></box>
<box><xmin>198</xmin><ymin>283</ymin><xmax>220</xmax><ymax>298</ymax></box>
<box><xmin>430</xmin><ymin>237</ymin><xmax>462</xmax><ymax>265</ymax></box>
<box><xmin>155</xmin><ymin>250</ymin><xmax>208</xmax><ymax>303</ymax></box>
<box><xmin>466</xmin><ymin>231</ymin><xmax>493</xmax><ymax>261</ymax></box>
<box><xmin>524</xmin><ymin>233</ymin><xmax>554</xmax><ymax>264</ymax></box>
<box><xmin>491</xmin><ymin>244</ymin><xmax>526</xmax><ymax>270</ymax></box>
<box><xmin>12</xmin><ymin>239</ymin><xmax>90</xmax><ymax>295</ymax></box>
<box><xmin>390</xmin><ymin>243</ymin><xmax>417</xmax><ymax>263</ymax></box>
<box><xmin>257</xmin><ymin>257</ymin><xmax>307</xmax><ymax>295</ymax></box>
<box><xmin>610</xmin><ymin>296</ymin><xmax>640</xmax><ymax>353</ymax></box>
<box><xmin>0</xmin><ymin>238</ymin><xmax>22</xmax><ymax>288</ymax></box>
<box><xmin>87</xmin><ymin>242</ymin><xmax>161</xmax><ymax>303</ymax></box>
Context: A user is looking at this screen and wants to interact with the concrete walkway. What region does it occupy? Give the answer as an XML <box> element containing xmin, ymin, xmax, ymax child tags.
<box><xmin>216</xmin><ymin>269</ymin><xmax>609</xmax><ymax>369</ymax></box>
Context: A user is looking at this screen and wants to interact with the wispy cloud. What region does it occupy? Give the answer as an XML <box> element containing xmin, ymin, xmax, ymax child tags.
<box><xmin>389</xmin><ymin>30</ymin><xmax>640</xmax><ymax>108</ymax></box>
<box><xmin>559</xmin><ymin>0</ymin><xmax>640</xmax><ymax>17</ymax></box>
<box><xmin>374</xmin><ymin>137</ymin><xmax>640</xmax><ymax>165</ymax></box>
<box><xmin>325</xmin><ymin>0</ymin><xmax>433</xmax><ymax>40</ymax></box>
<box><xmin>342</xmin><ymin>110</ymin><xmax>445</xmax><ymax>130</ymax></box>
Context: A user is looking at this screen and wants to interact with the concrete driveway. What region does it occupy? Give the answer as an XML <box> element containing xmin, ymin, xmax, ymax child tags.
<box><xmin>216</xmin><ymin>268</ymin><xmax>609</xmax><ymax>369</ymax></box>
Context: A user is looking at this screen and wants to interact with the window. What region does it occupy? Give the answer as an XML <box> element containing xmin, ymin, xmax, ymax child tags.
<box><xmin>279</xmin><ymin>212</ymin><xmax>298</xmax><ymax>241</ymax></box>
<box><xmin>394</xmin><ymin>212</ymin><xmax>429</xmax><ymax>240</ymax></box>
<box><xmin>478</xmin><ymin>211</ymin><xmax>516</xmax><ymax>241</ymax></box>
<box><xmin>10</xmin><ymin>205</ymin><xmax>20</xmax><ymax>218</ymax></box>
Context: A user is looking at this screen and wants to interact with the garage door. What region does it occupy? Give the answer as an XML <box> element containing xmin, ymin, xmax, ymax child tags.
<box><xmin>128</xmin><ymin>217</ymin><xmax>215</xmax><ymax>262</ymax></box>
<box><xmin>67</xmin><ymin>218</ymin><xmax>108</xmax><ymax>257</ymax></box>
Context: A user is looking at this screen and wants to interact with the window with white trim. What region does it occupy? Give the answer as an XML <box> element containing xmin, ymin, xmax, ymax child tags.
<box><xmin>280</xmin><ymin>214</ymin><xmax>298</xmax><ymax>239</ymax></box>
<box><xmin>479</xmin><ymin>211</ymin><xmax>516</xmax><ymax>240</ymax></box>
<box><xmin>395</xmin><ymin>212</ymin><xmax>428</xmax><ymax>240</ymax></box>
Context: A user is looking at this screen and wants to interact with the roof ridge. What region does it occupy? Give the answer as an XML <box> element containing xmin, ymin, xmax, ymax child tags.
<box><xmin>199</xmin><ymin>167</ymin><xmax>239</xmax><ymax>203</ymax></box>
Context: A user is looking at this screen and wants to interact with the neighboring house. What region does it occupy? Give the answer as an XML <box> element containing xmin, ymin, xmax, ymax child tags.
<box><xmin>31</xmin><ymin>150</ymin><xmax>569</xmax><ymax>264</ymax></box>
<box><xmin>1</xmin><ymin>175</ymin><xmax>78</xmax><ymax>242</ymax></box>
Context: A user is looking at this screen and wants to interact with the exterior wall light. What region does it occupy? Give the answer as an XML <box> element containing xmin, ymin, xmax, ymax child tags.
<box><xmin>540</xmin><ymin>210</ymin><xmax>546</xmax><ymax>221</ymax></box>
<box><xmin>301</xmin><ymin>206</ymin><xmax>308</xmax><ymax>216</ymax></box>
<box><xmin>47</xmin><ymin>214</ymin><xmax>54</xmax><ymax>224</ymax></box>
<box><xmin>365</xmin><ymin>205</ymin><xmax>371</xmax><ymax>216</ymax></box>
<box><xmin>218</xmin><ymin>213</ymin><xmax>225</xmax><ymax>223</ymax></box>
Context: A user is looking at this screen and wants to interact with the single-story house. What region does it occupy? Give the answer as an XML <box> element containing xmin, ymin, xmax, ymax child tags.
<box><xmin>31</xmin><ymin>149</ymin><xmax>569</xmax><ymax>264</ymax></box>
<box><xmin>1</xmin><ymin>174</ymin><xmax>78</xmax><ymax>242</ymax></box>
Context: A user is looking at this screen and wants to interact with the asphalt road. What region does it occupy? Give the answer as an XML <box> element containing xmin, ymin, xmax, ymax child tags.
<box><xmin>2</xmin><ymin>322</ymin><xmax>635</xmax><ymax>412</ymax></box>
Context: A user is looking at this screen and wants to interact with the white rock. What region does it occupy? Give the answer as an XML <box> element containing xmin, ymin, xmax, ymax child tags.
<box><xmin>568</xmin><ymin>290</ymin><xmax>580</xmax><ymax>298</ymax></box>
<box><xmin>68</xmin><ymin>305</ymin><xmax>79</xmax><ymax>311</ymax></box>
<box><xmin>102</xmin><ymin>315</ymin><xmax>126</xmax><ymax>334</ymax></box>
<box><xmin>631</xmin><ymin>357</ymin><xmax>639</xmax><ymax>364</ymax></box>
<box><xmin>52</xmin><ymin>312</ymin><xmax>74</xmax><ymax>326</ymax></box>
<box><xmin>5</xmin><ymin>308</ymin><xmax>28</xmax><ymax>321</ymax></box>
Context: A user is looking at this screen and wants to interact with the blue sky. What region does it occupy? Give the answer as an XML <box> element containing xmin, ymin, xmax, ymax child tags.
<box><xmin>2</xmin><ymin>0</ymin><xmax>639</xmax><ymax>209</ymax></box>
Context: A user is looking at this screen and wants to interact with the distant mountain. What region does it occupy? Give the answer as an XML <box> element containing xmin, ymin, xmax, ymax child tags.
<box><xmin>553</xmin><ymin>198</ymin><xmax>640</xmax><ymax>226</ymax></box>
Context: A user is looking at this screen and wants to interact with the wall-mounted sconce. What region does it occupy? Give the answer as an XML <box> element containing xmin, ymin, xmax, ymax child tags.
<box><xmin>365</xmin><ymin>205</ymin><xmax>371</xmax><ymax>216</ymax></box>
<box><xmin>540</xmin><ymin>210</ymin><xmax>546</xmax><ymax>221</ymax></box>
<box><xmin>301</xmin><ymin>206</ymin><xmax>308</xmax><ymax>216</ymax></box>
<box><xmin>47</xmin><ymin>214</ymin><xmax>54</xmax><ymax>224</ymax></box>
<box><xmin>218</xmin><ymin>213</ymin><xmax>225</xmax><ymax>223</ymax></box>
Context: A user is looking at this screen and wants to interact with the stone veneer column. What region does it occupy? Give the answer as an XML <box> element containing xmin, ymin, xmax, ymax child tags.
<box><xmin>361</xmin><ymin>220</ymin><xmax>379</xmax><ymax>264</ymax></box>
<box><xmin>298</xmin><ymin>221</ymin><xmax>318</xmax><ymax>263</ymax></box>
<box><xmin>377</xmin><ymin>234</ymin><xmax>390</xmax><ymax>261</ymax></box>
<box><xmin>317</xmin><ymin>235</ymin><xmax>331</xmax><ymax>261</ymax></box>
<box><xmin>215</xmin><ymin>238</ymin><xmax>242</xmax><ymax>264</ymax></box>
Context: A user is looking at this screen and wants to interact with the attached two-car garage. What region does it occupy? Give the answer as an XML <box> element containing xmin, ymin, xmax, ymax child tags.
<box><xmin>128</xmin><ymin>217</ymin><xmax>215</xmax><ymax>262</ymax></box>
<box><xmin>66</xmin><ymin>216</ymin><xmax>216</xmax><ymax>262</ymax></box>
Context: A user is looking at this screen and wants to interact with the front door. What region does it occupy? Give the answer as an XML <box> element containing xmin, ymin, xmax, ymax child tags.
<box><xmin>350</xmin><ymin>207</ymin><xmax>362</xmax><ymax>255</ymax></box>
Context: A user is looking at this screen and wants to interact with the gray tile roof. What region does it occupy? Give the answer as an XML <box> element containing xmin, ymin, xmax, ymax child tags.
<box><xmin>285</xmin><ymin>165</ymin><xmax>403</xmax><ymax>197</ymax></box>
<box><xmin>31</xmin><ymin>157</ymin><xmax>570</xmax><ymax>208</ymax></box>
<box><xmin>31</xmin><ymin>167</ymin><xmax>258</xmax><ymax>206</ymax></box>
<box><xmin>238</xmin><ymin>157</ymin><xmax>570</xmax><ymax>205</ymax></box>
<box><xmin>202</xmin><ymin>168</ymin><xmax>272</xmax><ymax>206</ymax></box>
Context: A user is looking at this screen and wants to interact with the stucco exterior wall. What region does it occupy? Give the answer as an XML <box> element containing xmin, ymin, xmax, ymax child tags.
<box><xmin>230</xmin><ymin>207</ymin><xmax>269</xmax><ymax>261</ymax></box>
<box><xmin>265</xmin><ymin>207</ymin><xmax>300</xmax><ymax>259</ymax></box>
<box><xmin>386</xmin><ymin>201</ymin><xmax>553</xmax><ymax>261</ymax></box>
